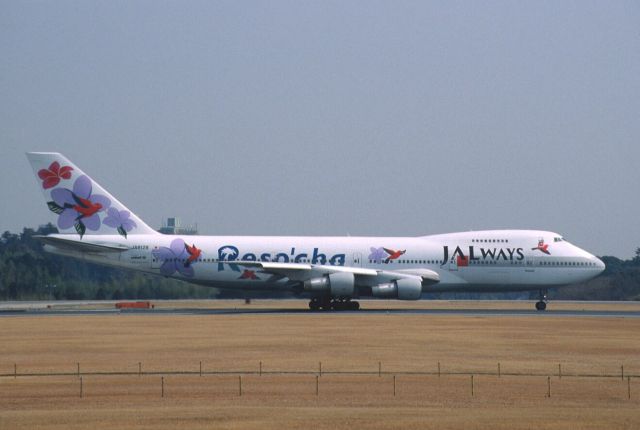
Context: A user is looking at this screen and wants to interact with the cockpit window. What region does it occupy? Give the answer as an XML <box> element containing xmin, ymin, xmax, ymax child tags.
<box><xmin>554</xmin><ymin>237</ymin><xmax>564</xmax><ymax>242</ymax></box>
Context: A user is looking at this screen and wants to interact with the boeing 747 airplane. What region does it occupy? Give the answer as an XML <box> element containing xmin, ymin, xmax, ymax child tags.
<box><xmin>27</xmin><ymin>152</ymin><xmax>605</xmax><ymax>311</ymax></box>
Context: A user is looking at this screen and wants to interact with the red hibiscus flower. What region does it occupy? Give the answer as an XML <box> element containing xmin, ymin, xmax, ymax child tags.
<box><xmin>38</xmin><ymin>161</ymin><xmax>73</xmax><ymax>189</ymax></box>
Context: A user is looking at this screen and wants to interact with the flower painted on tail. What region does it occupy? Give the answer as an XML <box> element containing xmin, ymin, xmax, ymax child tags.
<box><xmin>103</xmin><ymin>208</ymin><xmax>137</xmax><ymax>238</ymax></box>
<box><xmin>38</xmin><ymin>161</ymin><xmax>73</xmax><ymax>189</ymax></box>
<box><xmin>47</xmin><ymin>175</ymin><xmax>111</xmax><ymax>238</ymax></box>
<box><xmin>152</xmin><ymin>238</ymin><xmax>201</xmax><ymax>278</ymax></box>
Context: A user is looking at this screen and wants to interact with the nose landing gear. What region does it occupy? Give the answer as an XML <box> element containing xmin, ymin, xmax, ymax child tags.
<box><xmin>535</xmin><ymin>289</ymin><xmax>548</xmax><ymax>311</ymax></box>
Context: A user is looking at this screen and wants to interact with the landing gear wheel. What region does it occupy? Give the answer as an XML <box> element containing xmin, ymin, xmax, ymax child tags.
<box><xmin>309</xmin><ymin>298</ymin><xmax>320</xmax><ymax>311</ymax></box>
<box><xmin>333</xmin><ymin>300</ymin><xmax>349</xmax><ymax>311</ymax></box>
<box><xmin>336</xmin><ymin>299</ymin><xmax>360</xmax><ymax>311</ymax></box>
<box><xmin>320</xmin><ymin>298</ymin><xmax>332</xmax><ymax>311</ymax></box>
<box><xmin>536</xmin><ymin>289</ymin><xmax>548</xmax><ymax>311</ymax></box>
<box><xmin>315</xmin><ymin>298</ymin><xmax>362</xmax><ymax>311</ymax></box>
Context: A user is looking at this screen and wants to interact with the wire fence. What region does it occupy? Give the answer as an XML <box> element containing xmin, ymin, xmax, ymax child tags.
<box><xmin>0</xmin><ymin>362</ymin><xmax>640</xmax><ymax>400</ymax></box>
<box><xmin>1</xmin><ymin>361</ymin><xmax>637</xmax><ymax>379</ymax></box>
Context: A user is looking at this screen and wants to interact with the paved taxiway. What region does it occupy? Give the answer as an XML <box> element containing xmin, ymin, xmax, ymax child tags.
<box><xmin>1</xmin><ymin>307</ymin><xmax>639</xmax><ymax>318</ymax></box>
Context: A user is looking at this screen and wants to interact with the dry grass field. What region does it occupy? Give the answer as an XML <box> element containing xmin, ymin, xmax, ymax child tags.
<box><xmin>1</xmin><ymin>301</ymin><xmax>640</xmax><ymax>429</ymax></box>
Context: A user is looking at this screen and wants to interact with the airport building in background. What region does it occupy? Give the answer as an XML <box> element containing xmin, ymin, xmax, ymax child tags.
<box><xmin>158</xmin><ymin>217</ymin><xmax>198</xmax><ymax>235</ymax></box>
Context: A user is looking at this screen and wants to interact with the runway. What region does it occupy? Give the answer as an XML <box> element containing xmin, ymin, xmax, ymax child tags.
<box><xmin>1</xmin><ymin>306</ymin><xmax>639</xmax><ymax>318</ymax></box>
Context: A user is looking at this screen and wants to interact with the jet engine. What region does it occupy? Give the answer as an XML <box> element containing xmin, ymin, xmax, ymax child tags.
<box><xmin>303</xmin><ymin>272</ymin><xmax>355</xmax><ymax>297</ymax></box>
<box><xmin>371</xmin><ymin>278</ymin><xmax>422</xmax><ymax>300</ymax></box>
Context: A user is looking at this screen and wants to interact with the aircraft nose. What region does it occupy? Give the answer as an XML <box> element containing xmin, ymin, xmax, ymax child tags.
<box><xmin>594</xmin><ymin>256</ymin><xmax>605</xmax><ymax>273</ymax></box>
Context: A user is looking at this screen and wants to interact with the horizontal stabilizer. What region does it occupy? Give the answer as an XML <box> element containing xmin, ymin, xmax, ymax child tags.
<box><xmin>34</xmin><ymin>235</ymin><xmax>129</xmax><ymax>253</ymax></box>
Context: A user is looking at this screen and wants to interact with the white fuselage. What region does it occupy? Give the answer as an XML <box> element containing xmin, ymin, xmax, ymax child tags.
<box><xmin>26</xmin><ymin>153</ymin><xmax>605</xmax><ymax>304</ymax></box>
<box><xmin>45</xmin><ymin>229</ymin><xmax>605</xmax><ymax>296</ymax></box>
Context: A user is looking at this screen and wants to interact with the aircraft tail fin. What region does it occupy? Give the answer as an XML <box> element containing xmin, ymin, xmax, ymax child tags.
<box><xmin>26</xmin><ymin>152</ymin><xmax>159</xmax><ymax>239</ymax></box>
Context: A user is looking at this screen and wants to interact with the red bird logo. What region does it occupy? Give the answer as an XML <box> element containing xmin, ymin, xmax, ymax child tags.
<box><xmin>184</xmin><ymin>243</ymin><xmax>202</xmax><ymax>267</ymax></box>
<box><xmin>239</xmin><ymin>270</ymin><xmax>259</xmax><ymax>280</ymax></box>
<box><xmin>532</xmin><ymin>239</ymin><xmax>550</xmax><ymax>255</ymax></box>
<box><xmin>71</xmin><ymin>195</ymin><xmax>102</xmax><ymax>220</ymax></box>
<box><xmin>383</xmin><ymin>248</ymin><xmax>406</xmax><ymax>263</ymax></box>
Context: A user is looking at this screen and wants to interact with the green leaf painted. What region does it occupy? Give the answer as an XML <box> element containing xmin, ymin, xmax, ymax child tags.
<box><xmin>74</xmin><ymin>221</ymin><xmax>86</xmax><ymax>239</ymax></box>
<box><xmin>47</xmin><ymin>201</ymin><xmax>64</xmax><ymax>214</ymax></box>
<box><xmin>117</xmin><ymin>226</ymin><xmax>127</xmax><ymax>239</ymax></box>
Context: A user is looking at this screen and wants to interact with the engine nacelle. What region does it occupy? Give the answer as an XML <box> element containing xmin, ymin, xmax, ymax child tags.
<box><xmin>304</xmin><ymin>272</ymin><xmax>355</xmax><ymax>297</ymax></box>
<box><xmin>371</xmin><ymin>278</ymin><xmax>422</xmax><ymax>300</ymax></box>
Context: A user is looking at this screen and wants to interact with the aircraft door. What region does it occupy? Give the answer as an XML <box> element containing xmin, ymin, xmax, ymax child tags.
<box><xmin>151</xmin><ymin>247</ymin><xmax>162</xmax><ymax>269</ymax></box>
<box><xmin>351</xmin><ymin>252</ymin><xmax>362</xmax><ymax>267</ymax></box>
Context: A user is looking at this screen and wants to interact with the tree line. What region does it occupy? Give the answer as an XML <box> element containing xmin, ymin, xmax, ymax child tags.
<box><xmin>1</xmin><ymin>224</ymin><xmax>639</xmax><ymax>301</ymax></box>
<box><xmin>0</xmin><ymin>224</ymin><xmax>220</xmax><ymax>300</ymax></box>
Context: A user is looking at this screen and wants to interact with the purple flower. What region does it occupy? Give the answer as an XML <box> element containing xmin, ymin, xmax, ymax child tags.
<box><xmin>152</xmin><ymin>238</ymin><xmax>194</xmax><ymax>278</ymax></box>
<box><xmin>368</xmin><ymin>247</ymin><xmax>386</xmax><ymax>264</ymax></box>
<box><xmin>47</xmin><ymin>175</ymin><xmax>111</xmax><ymax>238</ymax></box>
<box><xmin>103</xmin><ymin>208</ymin><xmax>137</xmax><ymax>238</ymax></box>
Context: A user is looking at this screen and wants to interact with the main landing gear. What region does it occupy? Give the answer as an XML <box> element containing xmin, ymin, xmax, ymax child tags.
<box><xmin>535</xmin><ymin>289</ymin><xmax>548</xmax><ymax>311</ymax></box>
<box><xmin>309</xmin><ymin>297</ymin><xmax>360</xmax><ymax>311</ymax></box>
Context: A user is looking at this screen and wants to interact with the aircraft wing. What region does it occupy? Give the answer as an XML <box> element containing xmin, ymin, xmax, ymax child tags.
<box><xmin>221</xmin><ymin>261</ymin><xmax>440</xmax><ymax>286</ymax></box>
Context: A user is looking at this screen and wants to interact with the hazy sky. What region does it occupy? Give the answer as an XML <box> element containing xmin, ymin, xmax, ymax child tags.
<box><xmin>1</xmin><ymin>1</ymin><xmax>639</xmax><ymax>257</ymax></box>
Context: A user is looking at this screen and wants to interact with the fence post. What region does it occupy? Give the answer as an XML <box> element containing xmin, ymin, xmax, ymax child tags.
<box><xmin>621</xmin><ymin>365</ymin><xmax>624</xmax><ymax>381</ymax></box>
<box><xmin>316</xmin><ymin>375</ymin><xmax>319</xmax><ymax>396</ymax></box>
<box><xmin>200</xmin><ymin>361</ymin><xmax>202</xmax><ymax>377</ymax></box>
<box><xmin>319</xmin><ymin>361</ymin><xmax>322</xmax><ymax>377</ymax></box>
<box><xmin>628</xmin><ymin>376</ymin><xmax>631</xmax><ymax>400</ymax></box>
<box><xmin>547</xmin><ymin>376</ymin><xmax>551</xmax><ymax>398</ymax></box>
<box><xmin>498</xmin><ymin>362</ymin><xmax>501</xmax><ymax>378</ymax></box>
<box><xmin>259</xmin><ymin>361</ymin><xmax>262</xmax><ymax>376</ymax></box>
<box><xmin>393</xmin><ymin>375</ymin><xmax>396</xmax><ymax>396</ymax></box>
<box><xmin>161</xmin><ymin>376</ymin><xmax>164</xmax><ymax>398</ymax></box>
<box><xmin>558</xmin><ymin>363</ymin><xmax>561</xmax><ymax>379</ymax></box>
<box><xmin>77</xmin><ymin>362</ymin><xmax>80</xmax><ymax>378</ymax></box>
<box><xmin>80</xmin><ymin>376</ymin><xmax>83</xmax><ymax>398</ymax></box>
<box><xmin>471</xmin><ymin>375</ymin><xmax>474</xmax><ymax>397</ymax></box>
<box><xmin>239</xmin><ymin>375</ymin><xmax>242</xmax><ymax>396</ymax></box>
<box><xmin>438</xmin><ymin>361</ymin><xmax>440</xmax><ymax>378</ymax></box>
<box><xmin>139</xmin><ymin>362</ymin><xmax>142</xmax><ymax>377</ymax></box>
<box><xmin>14</xmin><ymin>363</ymin><xmax>16</xmax><ymax>378</ymax></box>
<box><xmin>378</xmin><ymin>361</ymin><xmax>381</xmax><ymax>377</ymax></box>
